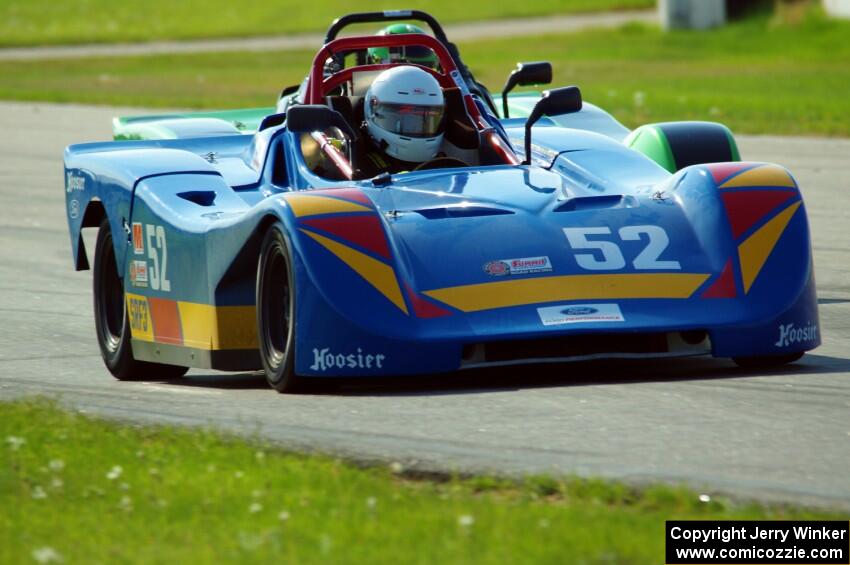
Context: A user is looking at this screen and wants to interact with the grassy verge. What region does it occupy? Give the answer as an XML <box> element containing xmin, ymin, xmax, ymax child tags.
<box><xmin>0</xmin><ymin>0</ymin><xmax>653</xmax><ymax>47</ymax></box>
<box><xmin>0</xmin><ymin>10</ymin><xmax>847</xmax><ymax>136</ymax></box>
<box><xmin>466</xmin><ymin>10</ymin><xmax>850</xmax><ymax>136</ymax></box>
<box><xmin>0</xmin><ymin>398</ymin><xmax>842</xmax><ymax>564</ymax></box>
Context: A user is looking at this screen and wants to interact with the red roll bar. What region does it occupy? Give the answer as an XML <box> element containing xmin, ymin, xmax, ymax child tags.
<box><xmin>303</xmin><ymin>33</ymin><xmax>517</xmax><ymax>166</ymax></box>
<box><xmin>307</xmin><ymin>34</ymin><xmax>462</xmax><ymax>104</ymax></box>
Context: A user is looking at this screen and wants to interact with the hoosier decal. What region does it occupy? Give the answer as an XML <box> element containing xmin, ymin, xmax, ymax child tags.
<box><xmin>66</xmin><ymin>171</ymin><xmax>85</xmax><ymax>192</ymax></box>
<box><xmin>309</xmin><ymin>347</ymin><xmax>386</xmax><ymax>371</ymax></box>
<box><xmin>775</xmin><ymin>322</ymin><xmax>818</xmax><ymax>348</ymax></box>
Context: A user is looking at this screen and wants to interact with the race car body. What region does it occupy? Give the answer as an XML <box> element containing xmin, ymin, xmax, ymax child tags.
<box><xmin>66</xmin><ymin>19</ymin><xmax>819</xmax><ymax>391</ymax></box>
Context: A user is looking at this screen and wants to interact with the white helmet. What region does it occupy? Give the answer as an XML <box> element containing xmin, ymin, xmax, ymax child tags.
<box><xmin>364</xmin><ymin>66</ymin><xmax>445</xmax><ymax>163</ymax></box>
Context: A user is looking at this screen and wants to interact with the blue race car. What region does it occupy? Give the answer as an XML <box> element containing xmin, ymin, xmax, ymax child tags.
<box><xmin>64</xmin><ymin>29</ymin><xmax>820</xmax><ymax>392</ymax></box>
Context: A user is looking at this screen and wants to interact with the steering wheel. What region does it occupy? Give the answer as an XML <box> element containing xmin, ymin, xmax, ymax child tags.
<box><xmin>412</xmin><ymin>157</ymin><xmax>470</xmax><ymax>171</ymax></box>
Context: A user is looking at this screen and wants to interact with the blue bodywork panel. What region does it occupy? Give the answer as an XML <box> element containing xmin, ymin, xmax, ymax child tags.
<box><xmin>65</xmin><ymin>95</ymin><xmax>819</xmax><ymax>377</ymax></box>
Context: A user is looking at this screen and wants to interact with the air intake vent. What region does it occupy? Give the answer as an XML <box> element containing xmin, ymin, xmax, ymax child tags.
<box><xmin>480</xmin><ymin>332</ymin><xmax>669</xmax><ymax>362</ymax></box>
<box><xmin>178</xmin><ymin>190</ymin><xmax>216</xmax><ymax>206</ymax></box>
<box><xmin>555</xmin><ymin>195</ymin><xmax>636</xmax><ymax>212</ymax></box>
<box><xmin>414</xmin><ymin>205</ymin><xmax>514</xmax><ymax>219</ymax></box>
<box><xmin>461</xmin><ymin>330</ymin><xmax>710</xmax><ymax>366</ymax></box>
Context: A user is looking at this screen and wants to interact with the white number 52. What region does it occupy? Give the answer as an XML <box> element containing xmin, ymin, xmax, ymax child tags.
<box><xmin>145</xmin><ymin>224</ymin><xmax>171</xmax><ymax>291</ymax></box>
<box><xmin>563</xmin><ymin>225</ymin><xmax>681</xmax><ymax>271</ymax></box>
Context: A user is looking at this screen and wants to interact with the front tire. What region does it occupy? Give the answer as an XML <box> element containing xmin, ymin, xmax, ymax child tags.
<box><xmin>93</xmin><ymin>219</ymin><xmax>188</xmax><ymax>380</ymax></box>
<box><xmin>256</xmin><ymin>224</ymin><xmax>301</xmax><ymax>393</ymax></box>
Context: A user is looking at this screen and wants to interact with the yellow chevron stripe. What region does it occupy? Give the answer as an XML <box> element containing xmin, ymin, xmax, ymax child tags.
<box><xmin>178</xmin><ymin>302</ymin><xmax>257</xmax><ymax>350</ymax></box>
<box><xmin>300</xmin><ymin>229</ymin><xmax>408</xmax><ymax>315</ymax></box>
<box><xmin>284</xmin><ymin>194</ymin><xmax>372</xmax><ymax>217</ymax></box>
<box><xmin>738</xmin><ymin>201</ymin><xmax>802</xmax><ymax>294</ymax></box>
<box><xmin>423</xmin><ymin>273</ymin><xmax>710</xmax><ymax>313</ymax></box>
<box><xmin>720</xmin><ymin>164</ymin><xmax>795</xmax><ymax>189</ymax></box>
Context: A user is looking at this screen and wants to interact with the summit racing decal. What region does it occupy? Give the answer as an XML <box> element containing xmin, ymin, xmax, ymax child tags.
<box><xmin>484</xmin><ymin>256</ymin><xmax>552</xmax><ymax>276</ymax></box>
<box><xmin>775</xmin><ymin>322</ymin><xmax>818</xmax><ymax>348</ymax></box>
<box><xmin>310</xmin><ymin>348</ymin><xmax>386</xmax><ymax>372</ymax></box>
<box><xmin>537</xmin><ymin>303</ymin><xmax>624</xmax><ymax>326</ymax></box>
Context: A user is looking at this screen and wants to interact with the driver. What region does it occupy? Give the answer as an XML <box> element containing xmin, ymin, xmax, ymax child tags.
<box><xmin>359</xmin><ymin>65</ymin><xmax>446</xmax><ymax>177</ymax></box>
<box><xmin>366</xmin><ymin>24</ymin><xmax>439</xmax><ymax>69</ymax></box>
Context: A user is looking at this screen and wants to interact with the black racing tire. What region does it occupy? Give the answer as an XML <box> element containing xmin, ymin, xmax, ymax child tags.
<box><xmin>732</xmin><ymin>352</ymin><xmax>804</xmax><ymax>369</ymax></box>
<box><xmin>256</xmin><ymin>223</ymin><xmax>301</xmax><ymax>393</ymax></box>
<box><xmin>93</xmin><ymin>219</ymin><xmax>188</xmax><ymax>381</ymax></box>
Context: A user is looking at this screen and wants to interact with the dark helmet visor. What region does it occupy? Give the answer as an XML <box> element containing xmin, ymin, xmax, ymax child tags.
<box><xmin>370</xmin><ymin>101</ymin><xmax>445</xmax><ymax>138</ymax></box>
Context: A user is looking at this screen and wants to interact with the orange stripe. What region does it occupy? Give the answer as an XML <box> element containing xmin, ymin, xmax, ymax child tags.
<box><xmin>148</xmin><ymin>297</ymin><xmax>183</xmax><ymax>345</ymax></box>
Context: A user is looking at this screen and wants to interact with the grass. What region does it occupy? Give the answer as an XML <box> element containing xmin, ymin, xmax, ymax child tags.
<box><xmin>0</xmin><ymin>398</ymin><xmax>842</xmax><ymax>564</ymax></box>
<box><xmin>0</xmin><ymin>0</ymin><xmax>654</xmax><ymax>47</ymax></box>
<box><xmin>462</xmin><ymin>9</ymin><xmax>850</xmax><ymax>136</ymax></box>
<box><xmin>0</xmin><ymin>8</ymin><xmax>847</xmax><ymax>136</ymax></box>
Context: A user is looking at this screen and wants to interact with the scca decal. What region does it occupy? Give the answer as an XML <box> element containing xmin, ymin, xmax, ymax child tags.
<box><xmin>128</xmin><ymin>297</ymin><xmax>150</xmax><ymax>333</ymax></box>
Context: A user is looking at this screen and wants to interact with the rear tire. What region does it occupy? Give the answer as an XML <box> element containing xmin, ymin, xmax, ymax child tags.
<box><xmin>732</xmin><ymin>352</ymin><xmax>804</xmax><ymax>368</ymax></box>
<box><xmin>256</xmin><ymin>224</ymin><xmax>301</xmax><ymax>393</ymax></box>
<box><xmin>93</xmin><ymin>219</ymin><xmax>188</xmax><ymax>381</ymax></box>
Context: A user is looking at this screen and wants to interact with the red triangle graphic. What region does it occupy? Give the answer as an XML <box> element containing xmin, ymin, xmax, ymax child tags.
<box><xmin>706</xmin><ymin>162</ymin><xmax>755</xmax><ymax>185</ymax></box>
<box><xmin>301</xmin><ymin>214</ymin><xmax>390</xmax><ymax>259</ymax></box>
<box><xmin>405</xmin><ymin>284</ymin><xmax>452</xmax><ymax>318</ymax></box>
<box><xmin>701</xmin><ymin>259</ymin><xmax>736</xmax><ymax>299</ymax></box>
<box><xmin>720</xmin><ymin>190</ymin><xmax>796</xmax><ymax>239</ymax></box>
<box><xmin>313</xmin><ymin>187</ymin><xmax>373</xmax><ymax>207</ymax></box>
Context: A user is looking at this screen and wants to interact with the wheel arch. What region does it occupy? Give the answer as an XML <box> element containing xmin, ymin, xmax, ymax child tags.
<box><xmin>212</xmin><ymin>213</ymin><xmax>292</xmax><ymax>306</ymax></box>
<box><xmin>73</xmin><ymin>199</ymin><xmax>107</xmax><ymax>271</ymax></box>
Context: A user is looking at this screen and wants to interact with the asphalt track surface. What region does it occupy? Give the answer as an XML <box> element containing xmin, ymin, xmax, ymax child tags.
<box><xmin>1</xmin><ymin>101</ymin><xmax>849</xmax><ymax>510</ymax></box>
<box><xmin>0</xmin><ymin>10</ymin><xmax>656</xmax><ymax>61</ymax></box>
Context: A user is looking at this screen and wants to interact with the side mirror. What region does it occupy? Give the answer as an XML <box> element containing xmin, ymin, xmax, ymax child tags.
<box><xmin>284</xmin><ymin>105</ymin><xmax>356</xmax><ymax>139</ymax></box>
<box><xmin>501</xmin><ymin>61</ymin><xmax>552</xmax><ymax>119</ymax></box>
<box><xmin>523</xmin><ymin>86</ymin><xmax>583</xmax><ymax>166</ymax></box>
